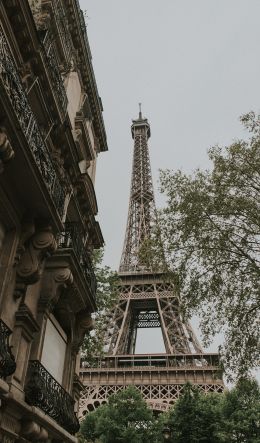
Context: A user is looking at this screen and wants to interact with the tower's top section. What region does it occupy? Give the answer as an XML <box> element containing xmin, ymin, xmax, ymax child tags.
<box><xmin>119</xmin><ymin>106</ymin><xmax>156</xmax><ymax>273</ymax></box>
<box><xmin>131</xmin><ymin>103</ymin><xmax>151</xmax><ymax>139</ymax></box>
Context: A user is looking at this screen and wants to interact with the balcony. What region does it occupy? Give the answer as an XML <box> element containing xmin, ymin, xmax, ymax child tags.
<box><xmin>28</xmin><ymin>0</ymin><xmax>68</xmax><ymax>118</ymax></box>
<box><xmin>0</xmin><ymin>25</ymin><xmax>65</xmax><ymax>217</ymax></box>
<box><xmin>0</xmin><ymin>320</ymin><xmax>16</xmax><ymax>379</ymax></box>
<box><xmin>59</xmin><ymin>222</ymin><xmax>97</xmax><ymax>299</ymax></box>
<box><xmin>25</xmin><ymin>360</ymin><xmax>79</xmax><ymax>435</ymax></box>
<box><xmin>39</xmin><ymin>0</ymin><xmax>73</xmax><ymax>65</ymax></box>
<box><xmin>42</xmin><ymin>31</ymin><xmax>68</xmax><ymax>118</ymax></box>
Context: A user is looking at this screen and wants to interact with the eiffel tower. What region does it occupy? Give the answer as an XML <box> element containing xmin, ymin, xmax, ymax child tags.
<box><xmin>79</xmin><ymin>107</ymin><xmax>224</xmax><ymax>417</ymax></box>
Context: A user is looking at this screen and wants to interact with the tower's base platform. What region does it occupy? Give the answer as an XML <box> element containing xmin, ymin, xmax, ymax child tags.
<box><xmin>79</xmin><ymin>353</ymin><xmax>224</xmax><ymax>417</ymax></box>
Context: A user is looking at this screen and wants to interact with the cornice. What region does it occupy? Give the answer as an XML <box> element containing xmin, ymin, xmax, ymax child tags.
<box><xmin>65</xmin><ymin>0</ymin><xmax>108</xmax><ymax>153</ymax></box>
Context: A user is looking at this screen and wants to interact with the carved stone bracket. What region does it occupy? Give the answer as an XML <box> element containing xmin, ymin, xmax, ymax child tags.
<box><xmin>14</xmin><ymin>219</ymin><xmax>35</xmax><ymax>265</ymax></box>
<box><xmin>39</xmin><ymin>266</ymin><xmax>73</xmax><ymax>312</ymax></box>
<box><xmin>20</xmin><ymin>420</ymin><xmax>48</xmax><ymax>442</ymax></box>
<box><xmin>72</xmin><ymin>309</ymin><xmax>93</xmax><ymax>354</ymax></box>
<box><xmin>75</xmin><ymin>172</ymin><xmax>98</xmax><ymax>217</ymax></box>
<box><xmin>14</xmin><ymin>224</ymin><xmax>57</xmax><ymax>299</ymax></box>
<box><xmin>73</xmin><ymin>373</ymin><xmax>84</xmax><ymax>400</ymax></box>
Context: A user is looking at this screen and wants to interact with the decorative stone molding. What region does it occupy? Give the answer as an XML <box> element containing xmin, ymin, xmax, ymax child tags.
<box><xmin>14</xmin><ymin>224</ymin><xmax>57</xmax><ymax>299</ymax></box>
<box><xmin>75</xmin><ymin>172</ymin><xmax>98</xmax><ymax>217</ymax></box>
<box><xmin>72</xmin><ymin>309</ymin><xmax>93</xmax><ymax>353</ymax></box>
<box><xmin>20</xmin><ymin>420</ymin><xmax>48</xmax><ymax>442</ymax></box>
<box><xmin>39</xmin><ymin>267</ymin><xmax>73</xmax><ymax>312</ymax></box>
<box><xmin>54</xmin><ymin>298</ymin><xmax>74</xmax><ymax>335</ymax></box>
<box><xmin>73</xmin><ymin>373</ymin><xmax>84</xmax><ymax>409</ymax></box>
<box><xmin>14</xmin><ymin>219</ymin><xmax>35</xmax><ymax>265</ymax></box>
<box><xmin>55</xmin><ymin>267</ymin><xmax>74</xmax><ymax>285</ymax></box>
<box><xmin>65</xmin><ymin>0</ymin><xmax>108</xmax><ymax>153</ymax></box>
<box><xmin>57</xmin><ymin>222</ymin><xmax>97</xmax><ymax>303</ymax></box>
<box><xmin>0</xmin><ymin>129</ymin><xmax>15</xmax><ymax>174</ymax></box>
<box><xmin>15</xmin><ymin>303</ymin><xmax>40</xmax><ymax>340</ymax></box>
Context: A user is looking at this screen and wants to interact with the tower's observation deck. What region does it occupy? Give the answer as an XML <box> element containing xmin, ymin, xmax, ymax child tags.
<box><xmin>79</xmin><ymin>108</ymin><xmax>224</xmax><ymax>416</ymax></box>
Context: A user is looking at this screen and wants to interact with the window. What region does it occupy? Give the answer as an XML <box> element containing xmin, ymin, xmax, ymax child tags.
<box><xmin>41</xmin><ymin>316</ymin><xmax>67</xmax><ymax>384</ymax></box>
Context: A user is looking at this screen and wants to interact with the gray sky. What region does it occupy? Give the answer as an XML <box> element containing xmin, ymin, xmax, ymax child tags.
<box><xmin>80</xmin><ymin>0</ymin><xmax>260</xmax><ymax>355</ymax></box>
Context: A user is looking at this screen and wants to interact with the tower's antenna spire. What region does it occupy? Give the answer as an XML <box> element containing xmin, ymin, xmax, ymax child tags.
<box><xmin>138</xmin><ymin>102</ymin><xmax>142</xmax><ymax>119</ymax></box>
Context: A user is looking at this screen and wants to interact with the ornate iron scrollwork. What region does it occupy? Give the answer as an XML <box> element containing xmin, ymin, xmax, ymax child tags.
<box><xmin>0</xmin><ymin>320</ymin><xmax>16</xmax><ymax>378</ymax></box>
<box><xmin>0</xmin><ymin>25</ymin><xmax>65</xmax><ymax>217</ymax></box>
<box><xmin>54</xmin><ymin>0</ymin><xmax>74</xmax><ymax>63</ymax></box>
<box><xmin>42</xmin><ymin>32</ymin><xmax>68</xmax><ymax>115</ymax></box>
<box><xmin>25</xmin><ymin>360</ymin><xmax>80</xmax><ymax>435</ymax></box>
<box><xmin>59</xmin><ymin>222</ymin><xmax>97</xmax><ymax>298</ymax></box>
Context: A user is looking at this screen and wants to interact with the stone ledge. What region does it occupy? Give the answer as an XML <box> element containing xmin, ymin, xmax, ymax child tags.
<box><xmin>0</xmin><ymin>378</ymin><xmax>10</xmax><ymax>396</ymax></box>
<box><xmin>3</xmin><ymin>393</ymin><xmax>78</xmax><ymax>443</ymax></box>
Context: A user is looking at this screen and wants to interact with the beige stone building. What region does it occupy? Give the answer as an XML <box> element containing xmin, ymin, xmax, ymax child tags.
<box><xmin>0</xmin><ymin>0</ymin><xmax>107</xmax><ymax>441</ymax></box>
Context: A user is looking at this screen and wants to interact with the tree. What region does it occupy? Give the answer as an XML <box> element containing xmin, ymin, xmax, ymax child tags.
<box><xmin>81</xmin><ymin>249</ymin><xmax>119</xmax><ymax>363</ymax></box>
<box><xmin>166</xmin><ymin>384</ymin><xmax>223</xmax><ymax>443</ymax></box>
<box><xmin>221</xmin><ymin>378</ymin><xmax>260</xmax><ymax>443</ymax></box>
<box><xmin>80</xmin><ymin>386</ymin><xmax>159</xmax><ymax>443</ymax></box>
<box><xmin>147</xmin><ymin>112</ymin><xmax>260</xmax><ymax>378</ymax></box>
<box><xmin>80</xmin><ymin>408</ymin><xmax>102</xmax><ymax>442</ymax></box>
<box><xmin>163</xmin><ymin>380</ymin><xmax>260</xmax><ymax>443</ymax></box>
<box><xmin>80</xmin><ymin>381</ymin><xmax>260</xmax><ymax>443</ymax></box>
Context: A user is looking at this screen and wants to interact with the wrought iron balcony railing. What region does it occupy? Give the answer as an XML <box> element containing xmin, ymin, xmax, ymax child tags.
<box><xmin>42</xmin><ymin>32</ymin><xmax>68</xmax><ymax>116</ymax></box>
<box><xmin>0</xmin><ymin>25</ymin><xmax>65</xmax><ymax>217</ymax></box>
<box><xmin>0</xmin><ymin>320</ymin><xmax>16</xmax><ymax>379</ymax></box>
<box><xmin>53</xmin><ymin>0</ymin><xmax>73</xmax><ymax>63</ymax></box>
<box><xmin>25</xmin><ymin>360</ymin><xmax>80</xmax><ymax>435</ymax></box>
<box><xmin>75</xmin><ymin>1</ymin><xmax>93</xmax><ymax>62</ymax></box>
<box><xmin>58</xmin><ymin>222</ymin><xmax>97</xmax><ymax>298</ymax></box>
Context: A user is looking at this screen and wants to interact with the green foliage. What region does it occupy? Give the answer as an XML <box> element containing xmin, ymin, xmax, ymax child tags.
<box><xmin>81</xmin><ymin>410</ymin><xmax>102</xmax><ymax>442</ymax></box>
<box><xmin>80</xmin><ymin>381</ymin><xmax>260</xmax><ymax>443</ymax></box>
<box><xmin>76</xmin><ymin>432</ymin><xmax>89</xmax><ymax>443</ymax></box>
<box><xmin>145</xmin><ymin>112</ymin><xmax>260</xmax><ymax>378</ymax></box>
<box><xmin>80</xmin><ymin>386</ymin><xmax>161</xmax><ymax>443</ymax></box>
<box><xmin>81</xmin><ymin>249</ymin><xmax>119</xmax><ymax>362</ymax></box>
<box><xmin>164</xmin><ymin>379</ymin><xmax>260</xmax><ymax>443</ymax></box>
<box><xmin>221</xmin><ymin>378</ymin><xmax>260</xmax><ymax>443</ymax></box>
<box><xmin>166</xmin><ymin>384</ymin><xmax>223</xmax><ymax>443</ymax></box>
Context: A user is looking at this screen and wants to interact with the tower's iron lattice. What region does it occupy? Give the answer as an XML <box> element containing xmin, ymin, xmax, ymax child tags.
<box><xmin>79</xmin><ymin>108</ymin><xmax>224</xmax><ymax>416</ymax></box>
<box><xmin>119</xmin><ymin>106</ymin><xmax>155</xmax><ymax>273</ymax></box>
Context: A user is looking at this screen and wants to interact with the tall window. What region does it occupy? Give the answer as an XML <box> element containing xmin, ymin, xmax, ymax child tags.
<box><xmin>41</xmin><ymin>316</ymin><xmax>67</xmax><ymax>385</ymax></box>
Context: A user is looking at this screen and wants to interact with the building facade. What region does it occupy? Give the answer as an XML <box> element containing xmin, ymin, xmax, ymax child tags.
<box><xmin>0</xmin><ymin>0</ymin><xmax>107</xmax><ymax>441</ymax></box>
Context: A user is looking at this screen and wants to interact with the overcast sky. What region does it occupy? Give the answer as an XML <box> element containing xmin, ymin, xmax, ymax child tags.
<box><xmin>80</xmin><ymin>0</ymin><xmax>260</xmax><ymax>355</ymax></box>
